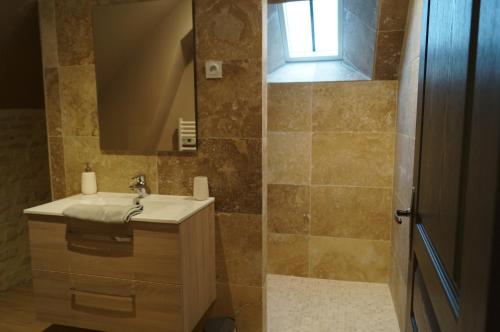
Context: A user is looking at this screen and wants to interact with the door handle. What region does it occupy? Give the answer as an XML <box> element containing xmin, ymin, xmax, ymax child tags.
<box><xmin>394</xmin><ymin>208</ymin><xmax>412</xmax><ymax>224</ymax></box>
<box><xmin>394</xmin><ymin>187</ymin><xmax>415</xmax><ymax>224</ymax></box>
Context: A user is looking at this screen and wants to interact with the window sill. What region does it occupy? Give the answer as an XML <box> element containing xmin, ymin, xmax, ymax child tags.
<box><xmin>267</xmin><ymin>60</ymin><xmax>370</xmax><ymax>83</ymax></box>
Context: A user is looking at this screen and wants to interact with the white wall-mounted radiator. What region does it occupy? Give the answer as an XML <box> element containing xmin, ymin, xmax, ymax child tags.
<box><xmin>178</xmin><ymin>118</ymin><xmax>197</xmax><ymax>151</ymax></box>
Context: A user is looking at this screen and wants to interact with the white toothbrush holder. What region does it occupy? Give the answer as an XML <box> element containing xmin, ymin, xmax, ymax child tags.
<box><xmin>81</xmin><ymin>162</ymin><xmax>97</xmax><ymax>195</ymax></box>
<box><xmin>193</xmin><ymin>176</ymin><xmax>209</xmax><ymax>201</ymax></box>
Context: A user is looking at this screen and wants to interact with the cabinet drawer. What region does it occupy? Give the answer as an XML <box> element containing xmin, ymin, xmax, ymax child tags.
<box><xmin>28</xmin><ymin>220</ymin><xmax>69</xmax><ymax>272</ymax></box>
<box><xmin>29</xmin><ymin>219</ymin><xmax>182</xmax><ymax>284</ymax></box>
<box><xmin>33</xmin><ymin>270</ymin><xmax>184</xmax><ymax>332</ymax></box>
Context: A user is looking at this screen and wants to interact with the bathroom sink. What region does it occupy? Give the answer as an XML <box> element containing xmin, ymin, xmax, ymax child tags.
<box><xmin>24</xmin><ymin>192</ymin><xmax>214</xmax><ymax>224</ymax></box>
<box><xmin>26</xmin><ymin>193</ymin><xmax>216</xmax><ymax>331</ymax></box>
<box><xmin>70</xmin><ymin>192</ymin><xmax>137</xmax><ymax>206</ymax></box>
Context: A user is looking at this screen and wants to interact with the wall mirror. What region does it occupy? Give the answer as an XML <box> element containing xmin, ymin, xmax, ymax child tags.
<box><xmin>92</xmin><ymin>0</ymin><xmax>196</xmax><ymax>153</ymax></box>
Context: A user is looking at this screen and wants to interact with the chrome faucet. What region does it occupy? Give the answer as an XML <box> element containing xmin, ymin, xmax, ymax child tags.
<box><xmin>129</xmin><ymin>175</ymin><xmax>149</xmax><ymax>203</ymax></box>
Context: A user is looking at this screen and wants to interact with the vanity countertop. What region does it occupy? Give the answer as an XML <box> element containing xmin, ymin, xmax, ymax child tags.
<box><xmin>24</xmin><ymin>192</ymin><xmax>214</xmax><ymax>224</ymax></box>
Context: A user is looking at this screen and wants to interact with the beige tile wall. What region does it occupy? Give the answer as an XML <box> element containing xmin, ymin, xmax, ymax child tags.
<box><xmin>267</xmin><ymin>80</ymin><xmax>397</xmax><ymax>283</ymax></box>
<box><xmin>343</xmin><ymin>0</ymin><xmax>409</xmax><ymax>79</ymax></box>
<box><xmin>389</xmin><ymin>0</ymin><xmax>422</xmax><ymax>328</ymax></box>
<box><xmin>343</xmin><ymin>0</ymin><xmax>378</xmax><ymax>77</ymax></box>
<box><xmin>38</xmin><ymin>0</ymin><xmax>264</xmax><ymax>331</ymax></box>
<box><xmin>374</xmin><ymin>0</ymin><xmax>409</xmax><ymax>79</ymax></box>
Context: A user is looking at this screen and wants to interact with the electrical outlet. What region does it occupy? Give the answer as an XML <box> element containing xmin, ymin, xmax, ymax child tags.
<box><xmin>205</xmin><ymin>60</ymin><xmax>223</xmax><ymax>79</ymax></box>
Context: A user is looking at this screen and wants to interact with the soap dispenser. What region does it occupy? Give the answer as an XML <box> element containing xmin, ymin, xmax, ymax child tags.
<box><xmin>81</xmin><ymin>162</ymin><xmax>97</xmax><ymax>195</ymax></box>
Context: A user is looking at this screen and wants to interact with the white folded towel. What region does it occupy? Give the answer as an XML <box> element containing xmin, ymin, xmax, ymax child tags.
<box><xmin>62</xmin><ymin>204</ymin><xmax>143</xmax><ymax>223</ymax></box>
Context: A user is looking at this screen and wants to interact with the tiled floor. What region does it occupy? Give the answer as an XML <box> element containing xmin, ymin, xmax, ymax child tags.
<box><xmin>267</xmin><ymin>274</ymin><xmax>400</xmax><ymax>332</ymax></box>
<box><xmin>3</xmin><ymin>277</ymin><xmax>399</xmax><ymax>332</ymax></box>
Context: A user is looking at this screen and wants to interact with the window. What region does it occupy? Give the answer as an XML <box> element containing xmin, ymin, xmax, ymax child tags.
<box><xmin>279</xmin><ymin>0</ymin><xmax>342</xmax><ymax>61</ymax></box>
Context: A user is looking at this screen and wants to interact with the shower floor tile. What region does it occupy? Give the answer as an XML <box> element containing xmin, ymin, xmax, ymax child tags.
<box><xmin>267</xmin><ymin>274</ymin><xmax>400</xmax><ymax>332</ymax></box>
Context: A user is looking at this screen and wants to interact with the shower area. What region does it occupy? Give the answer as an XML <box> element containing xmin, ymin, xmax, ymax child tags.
<box><xmin>264</xmin><ymin>0</ymin><xmax>421</xmax><ymax>330</ymax></box>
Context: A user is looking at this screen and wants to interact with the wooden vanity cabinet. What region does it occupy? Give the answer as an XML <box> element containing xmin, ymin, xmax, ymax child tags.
<box><xmin>27</xmin><ymin>203</ymin><xmax>215</xmax><ymax>332</ymax></box>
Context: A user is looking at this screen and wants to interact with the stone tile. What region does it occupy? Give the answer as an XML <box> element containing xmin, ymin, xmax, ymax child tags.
<box><xmin>344</xmin><ymin>0</ymin><xmax>379</xmax><ymax>29</ymax></box>
<box><xmin>267</xmin><ymin>4</ymin><xmax>286</xmax><ymax>74</ymax></box>
<box><xmin>0</xmin><ymin>109</ymin><xmax>51</xmax><ymax>290</ymax></box>
<box><xmin>312</xmin><ymin>132</ymin><xmax>395</xmax><ymax>187</ymax></box>
<box><xmin>43</xmin><ymin>68</ymin><xmax>62</xmax><ymax>137</ymax></box>
<box><xmin>59</xmin><ymin>65</ymin><xmax>99</xmax><ymax>137</ymax></box>
<box><xmin>38</xmin><ymin>0</ymin><xmax>59</xmax><ymax>68</ymax></box>
<box><xmin>267</xmin><ymin>233</ymin><xmax>308</xmax><ymax>277</ymax></box>
<box><xmin>379</xmin><ymin>0</ymin><xmax>410</xmax><ymax>31</ymax></box>
<box><xmin>310</xmin><ymin>186</ymin><xmax>391</xmax><ymax>240</ymax></box>
<box><xmin>268</xmin><ymin>83</ymin><xmax>312</xmax><ymax>132</ymax></box>
<box><xmin>343</xmin><ymin>10</ymin><xmax>376</xmax><ymax>78</ymax></box>
<box><xmin>215</xmin><ymin>213</ymin><xmax>262</xmax><ymax>286</ymax></box>
<box><xmin>309</xmin><ymin>236</ymin><xmax>391</xmax><ymax>282</ymax></box>
<box><xmin>267</xmin><ymin>274</ymin><xmax>399</xmax><ymax>332</ymax></box>
<box><xmin>268</xmin><ymin>184</ymin><xmax>310</xmax><ymax>234</ymax></box>
<box><xmin>392</xmin><ymin>5</ymin><xmax>419</xmax><ymax>299</ymax></box>
<box><xmin>205</xmin><ymin>283</ymin><xmax>262</xmax><ymax>332</ymax></box>
<box><xmin>262</xmin><ymin>81</ymin><xmax>268</xmax><ymax>137</ymax></box>
<box><xmin>401</xmin><ymin>0</ymin><xmax>423</xmax><ymax>67</ymax></box>
<box><xmin>268</xmin><ymin>61</ymin><xmax>370</xmax><ymax>83</ymax></box>
<box><xmin>158</xmin><ymin>138</ymin><xmax>262</xmax><ymax>214</ymax></box>
<box><xmin>48</xmin><ymin>137</ymin><xmax>66</xmax><ymax>200</ymax></box>
<box><xmin>196</xmin><ymin>0</ymin><xmax>262</xmax><ymax>61</ymax></box>
<box><xmin>198</xmin><ymin>59</ymin><xmax>262</xmax><ymax>138</ymax></box>
<box><xmin>268</xmin><ymin>132</ymin><xmax>311</xmax><ymax>185</ymax></box>
<box><xmin>389</xmin><ymin>255</ymin><xmax>408</xmax><ymax>329</ymax></box>
<box><xmin>391</xmin><ymin>194</ymin><xmax>411</xmax><ymax>280</ymax></box>
<box><xmin>54</xmin><ymin>0</ymin><xmax>94</xmax><ymax>66</ymax></box>
<box><xmin>374</xmin><ymin>31</ymin><xmax>405</xmax><ymax>80</ymax></box>
<box><xmin>267</xmin><ymin>62</ymin><xmax>316</xmax><ymax>83</ymax></box>
<box><xmin>313</xmin><ymin>61</ymin><xmax>371</xmax><ymax>82</ymax></box>
<box><xmin>397</xmin><ymin>58</ymin><xmax>419</xmax><ymax>138</ymax></box>
<box><xmin>312</xmin><ymin>81</ymin><xmax>397</xmax><ymax>133</ymax></box>
<box><xmin>157</xmin><ymin>153</ymin><xmax>200</xmax><ymax>197</ymax></box>
<box><xmin>393</xmin><ymin>133</ymin><xmax>415</xmax><ymax>206</ymax></box>
<box><xmin>63</xmin><ymin>136</ymin><xmax>158</xmax><ymax>196</ymax></box>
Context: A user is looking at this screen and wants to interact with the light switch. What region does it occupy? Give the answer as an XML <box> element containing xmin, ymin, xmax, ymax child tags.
<box><xmin>205</xmin><ymin>60</ymin><xmax>223</xmax><ymax>79</ymax></box>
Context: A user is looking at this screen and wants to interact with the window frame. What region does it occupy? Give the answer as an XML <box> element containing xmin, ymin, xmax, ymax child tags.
<box><xmin>278</xmin><ymin>0</ymin><xmax>343</xmax><ymax>62</ymax></box>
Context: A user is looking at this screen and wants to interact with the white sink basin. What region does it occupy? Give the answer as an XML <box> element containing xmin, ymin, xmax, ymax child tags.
<box><xmin>70</xmin><ymin>193</ymin><xmax>136</xmax><ymax>206</ymax></box>
<box><xmin>24</xmin><ymin>192</ymin><xmax>214</xmax><ymax>224</ymax></box>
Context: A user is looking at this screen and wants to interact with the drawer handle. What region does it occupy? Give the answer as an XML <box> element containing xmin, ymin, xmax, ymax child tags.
<box><xmin>70</xmin><ymin>288</ymin><xmax>136</xmax><ymax>317</ymax></box>
<box><xmin>67</xmin><ymin>231</ymin><xmax>133</xmax><ymax>243</ymax></box>
<box><xmin>66</xmin><ymin>241</ymin><xmax>133</xmax><ymax>257</ymax></box>
<box><xmin>66</xmin><ymin>232</ymin><xmax>133</xmax><ymax>257</ymax></box>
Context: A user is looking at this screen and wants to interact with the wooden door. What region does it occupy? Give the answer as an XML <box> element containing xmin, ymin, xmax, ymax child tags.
<box><xmin>401</xmin><ymin>0</ymin><xmax>500</xmax><ymax>331</ymax></box>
